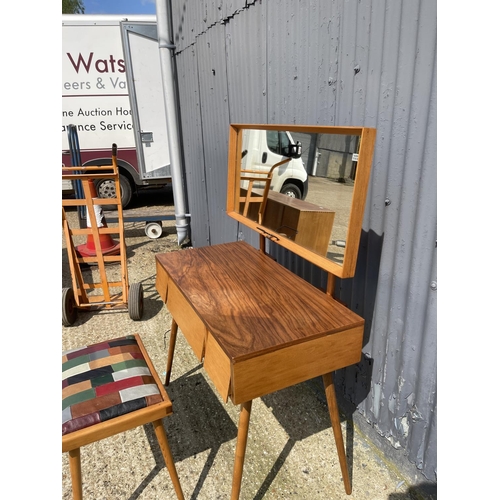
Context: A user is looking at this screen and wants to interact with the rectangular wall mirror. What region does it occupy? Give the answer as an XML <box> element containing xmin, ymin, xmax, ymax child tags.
<box><xmin>227</xmin><ymin>124</ymin><xmax>376</xmax><ymax>278</ymax></box>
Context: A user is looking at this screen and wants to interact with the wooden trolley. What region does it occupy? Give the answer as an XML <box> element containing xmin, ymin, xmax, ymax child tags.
<box><xmin>62</xmin><ymin>144</ymin><xmax>144</xmax><ymax>326</ymax></box>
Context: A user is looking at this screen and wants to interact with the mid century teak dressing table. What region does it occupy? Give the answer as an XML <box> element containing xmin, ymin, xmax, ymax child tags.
<box><xmin>155</xmin><ymin>124</ymin><xmax>376</xmax><ymax>499</ymax></box>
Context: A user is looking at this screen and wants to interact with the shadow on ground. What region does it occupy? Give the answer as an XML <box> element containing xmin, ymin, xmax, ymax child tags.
<box><xmin>137</xmin><ymin>368</ymin><xmax>238</xmax><ymax>499</ymax></box>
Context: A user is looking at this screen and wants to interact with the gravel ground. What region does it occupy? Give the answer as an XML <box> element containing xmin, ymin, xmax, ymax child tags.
<box><xmin>61</xmin><ymin>187</ymin><xmax>431</xmax><ymax>500</ymax></box>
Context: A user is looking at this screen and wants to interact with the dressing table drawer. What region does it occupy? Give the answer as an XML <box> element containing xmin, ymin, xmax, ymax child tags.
<box><xmin>165</xmin><ymin>277</ymin><xmax>207</xmax><ymax>361</ymax></box>
<box><xmin>203</xmin><ymin>332</ymin><xmax>232</xmax><ymax>402</ymax></box>
<box><xmin>230</xmin><ymin>325</ymin><xmax>364</xmax><ymax>405</ymax></box>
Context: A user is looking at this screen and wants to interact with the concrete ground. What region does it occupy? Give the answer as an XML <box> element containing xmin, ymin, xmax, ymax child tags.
<box><xmin>62</xmin><ymin>189</ymin><xmax>435</xmax><ymax>500</ymax></box>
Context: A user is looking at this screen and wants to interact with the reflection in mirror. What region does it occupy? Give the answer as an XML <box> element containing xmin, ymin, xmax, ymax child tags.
<box><xmin>237</xmin><ymin>129</ymin><xmax>360</xmax><ymax>266</ymax></box>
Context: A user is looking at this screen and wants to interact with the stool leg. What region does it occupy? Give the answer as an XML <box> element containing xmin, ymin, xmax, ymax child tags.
<box><xmin>152</xmin><ymin>419</ymin><xmax>184</xmax><ymax>500</ymax></box>
<box><xmin>68</xmin><ymin>448</ymin><xmax>83</xmax><ymax>500</ymax></box>
<box><xmin>165</xmin><ymin>320</ymin><xmax>178</xmax><ymax>385</ymax></box>
<box><xmin>231</xmin><ymin>400</ymin><xmax>253</xmax><ymax>500</ymax></box>
<box><xmin>323</xmin><ymin>372</ymin><xmax>351</xmax><ymax>494</ymax></box>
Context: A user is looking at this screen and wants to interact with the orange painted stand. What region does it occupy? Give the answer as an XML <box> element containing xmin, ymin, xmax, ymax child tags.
<box><xmin>62</xmin><ymin>145</ymin><xmax>143</xmax><ymax>326</ymax></box>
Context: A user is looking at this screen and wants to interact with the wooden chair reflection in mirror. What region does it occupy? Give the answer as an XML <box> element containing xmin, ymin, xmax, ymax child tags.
<box><xmin>239</xmin><ymin>157</ymin><xmax>291</xmax><ymax>224</ymax></box>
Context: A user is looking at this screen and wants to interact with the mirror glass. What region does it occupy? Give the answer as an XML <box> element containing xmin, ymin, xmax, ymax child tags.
<box><xmin>227</xmin><ymin>125</ymin><xmax>375</xmax><ymax>278</ymax></box>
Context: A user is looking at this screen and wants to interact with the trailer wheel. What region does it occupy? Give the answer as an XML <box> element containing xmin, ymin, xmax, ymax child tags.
<box><xmin>128</xmin><ymin>283</ymin><xmax>144</xmax><ymax>321</ymax></box>
<box><xmin>145</xmin><ymin>221</ymin><xmax>163</xmax><ymax>239</ymax></box>
<box><xmin>62</xmin><ymin>287</ymin><xmax>77</xmax><ymax>327</ymax></box>
<box><xmin>95</xmin><ymin>174</ymin><xmax>133</xmax><ymax>209</ymax></box>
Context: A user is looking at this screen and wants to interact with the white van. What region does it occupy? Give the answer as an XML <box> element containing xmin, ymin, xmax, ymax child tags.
<box><xmin>62</xmin><ymin>15</ymin><xmax>171</xmax><ymax>207</ymax></box>
<box><xmin>240</xmin><ymin>129</ymin><xmax>308</xmax><ymax>199</ymax></box>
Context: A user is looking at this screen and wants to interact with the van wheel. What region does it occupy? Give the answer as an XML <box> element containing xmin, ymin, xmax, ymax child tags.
<box><xmin>280</xmin><ymin>184</ymin><xmax>302</xmax><ymax>199</ymax></box>
<box><xmin>95</xmin><ymin>174</ymin><xmax>133</xmax><ymax>209</ymax></box>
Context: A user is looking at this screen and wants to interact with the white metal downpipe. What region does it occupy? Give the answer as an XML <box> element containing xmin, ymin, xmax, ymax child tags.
<box><xmin>155</xmin><ymin>0</ymin><xmax>189</xmax><ymax>245</ymax></box>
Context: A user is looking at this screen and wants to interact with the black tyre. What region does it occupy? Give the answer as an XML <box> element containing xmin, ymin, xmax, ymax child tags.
<box><xmin>95</xmin><ymin>174</ymin><xmax>133</xmax><ymax>209</ymax></box>
<box><xmin>62</xmin><ymin>287</ymin><xmax>77</xmax><ymax>327</ymax></box>
<box><xmin>280</xmin><ymin>183</ymin><xmax>302</xmax><ymax>199</ymax></box>
<box><xmin>128</xmin><ymin>283</ymin><xmax>144</xmax><ymax>321</ymax></box>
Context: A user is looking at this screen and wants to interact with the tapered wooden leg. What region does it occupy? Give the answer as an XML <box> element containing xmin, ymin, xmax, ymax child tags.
<box><xmin>231</xmin><ymin>400</ymin><xmax>253</xmax><ymax>500</ymax></box>
<box><xmin>323</xmin><ymin>372</ymin><xmax>352</xmax><ymax>495</ymax></box>
<box><xmin>153</xmin><ymin>419</ymin><xmax>185</xmax><ymax>500</ymax></box>
<box><xmin>68</xmin><ymin>448</ymin><xmax>83</xmax><ymax>500</ymax></box>
<box><xmin>165</xmin><ymin>320</ymin><xmax>178</xmax><ymax>386</ymax></box>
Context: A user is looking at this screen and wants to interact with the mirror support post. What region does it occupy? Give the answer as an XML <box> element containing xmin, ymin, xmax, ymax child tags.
<box><xmin>327</xmin><ymin>273</ymin><xmax>335</xmax><ymax>297</ymax></box>
<box><xmin>259</xmin><ymin>234</ymin><xmax>266</xmax><ymax>253</ymax></box>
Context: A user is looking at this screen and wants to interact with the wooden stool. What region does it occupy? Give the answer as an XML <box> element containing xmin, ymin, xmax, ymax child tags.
<box><xmin>62</xmin><ymin>334</ymin><xmax>184</xmax><ymax>500</ymax></box>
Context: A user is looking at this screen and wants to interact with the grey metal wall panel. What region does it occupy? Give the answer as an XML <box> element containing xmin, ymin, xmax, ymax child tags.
<box><xmin>222</xmin><ymin>0</ymin><xmax>247</xmax><ymax>21</ymax></box>
<box><xmin>175</xmin><ymin>45</ymin><xmax>211</xmax><ymax>246</ymax></box>
<box><xmin>169</xmin><ymin>0</ymin><xmax>198</xmax><ymax>50</ymax></box>
<box><xmin>171</xmin><ymin>0</ymin><xmax>248</xmax><ymax>52</ymax></box>
<box><xmin>169</xmin><ymin>0</ymin><xmax>437</xmax><ymax>482</ymax></box>
<box><xmin>267</xmin><ymin>0</ymin><xmax>341</xmax><ymax>124</ymax></box>
<box><xmin>196</xmin><ymin>26</ymin><xmax>238</xmax><ymax>244</ymax></box>
<box><xmin>351</xmin><ymin>1</ymin><xmax>437</xmax><ymax>480</ymax></box>
<box><xmin>200</xmin><ymin>1</ymin><xmax>217</xmax><ymax>30</ymax></box>
<box><xmin>234</xmin><ymin>5</ymin><xmax>263</xmax><ymax>246</ymax></box>
<box><xmin>226</xmin><ymin>4</ymin><xmax>267</xmax><ymax>123</ymax></box>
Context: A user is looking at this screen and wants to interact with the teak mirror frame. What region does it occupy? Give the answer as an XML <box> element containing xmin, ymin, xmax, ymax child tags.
<box><xmin>226</xmin><ymin>123</ymin><xmax>377</xmax><ymax>279</ymax></box>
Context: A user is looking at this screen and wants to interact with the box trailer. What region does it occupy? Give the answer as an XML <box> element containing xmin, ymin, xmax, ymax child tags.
<box><xmin>62</xmin><ymin>14</ymin><xmax>171</xmax><ymax>207</ymax></box>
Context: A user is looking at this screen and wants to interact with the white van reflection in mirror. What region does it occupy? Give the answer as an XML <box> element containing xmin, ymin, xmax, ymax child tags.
<box><xmin>241</xmin><ymin>129</ymin><xmax>308</xmax><ymax>200</ymax></box>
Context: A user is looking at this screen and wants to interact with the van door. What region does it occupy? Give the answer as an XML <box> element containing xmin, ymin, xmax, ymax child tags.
<box><xmin>120</xmin><ymin>22</ymin><xmax>171</xmax><ymax>180</ymax></box>
<box><xmin>255</xmin><ymin>129</ymin><xmax>290</xmax><ymax>181</ymax></box>
<box><xmin>244</xmin><ymin>130</ymin><xmax>305</xmax><ymax>195</ymax></box>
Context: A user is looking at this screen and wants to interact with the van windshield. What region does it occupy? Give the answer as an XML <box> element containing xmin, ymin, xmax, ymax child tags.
<box><xmin>266</xmin><ymin>130</ymin><xmax>291</xmax><ymax>156</ymax></box>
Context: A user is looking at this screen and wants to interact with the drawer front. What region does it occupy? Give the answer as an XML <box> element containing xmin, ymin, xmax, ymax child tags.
<box><xmin>155</xmin><ymin>260</ymin><xmax>170</xmax><ymax>303</ymax></box>
<box><xmin>231</xmin><ymin>325</ymin><xmax>363</xmax><ymax>404</ymax></box>
<box><xmin>166</xmin><ymin>278</ymin><xmax>207</xmax><ymax>361</ymax></box>
<box><xmin>203</xmin><ymin>332</ymin><xmax>232</xmax><ymax>402</ymax></box>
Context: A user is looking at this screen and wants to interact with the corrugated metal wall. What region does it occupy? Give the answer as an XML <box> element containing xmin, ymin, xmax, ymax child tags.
<box><xmin>169</xmin><ymin>0</ymin><xmax>437</xmax><ymax>482</ymax></box>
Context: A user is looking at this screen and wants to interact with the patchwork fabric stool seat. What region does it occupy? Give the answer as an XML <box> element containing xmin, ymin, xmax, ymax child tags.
<box><xmin>62</xmin><ymin>334</ymin><xmax>184</xmax><ymax>500</ymax></box>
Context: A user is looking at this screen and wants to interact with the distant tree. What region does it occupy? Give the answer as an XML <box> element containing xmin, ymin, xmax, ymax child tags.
<box><xmin>63</xmin><ymin>0</ymin><xmax>85</xmax><ymax>14</ymax></box>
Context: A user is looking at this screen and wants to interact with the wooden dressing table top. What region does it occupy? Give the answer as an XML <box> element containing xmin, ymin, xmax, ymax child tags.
<box><xmin>156</xmin><ymin>241</ymin><xmax>362</xmax><ymax>360</ymax></box>
<box><xmin>155</xmin><ymin>241</ymin><xmax>364</xmax><ymax>404</ymax></box>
